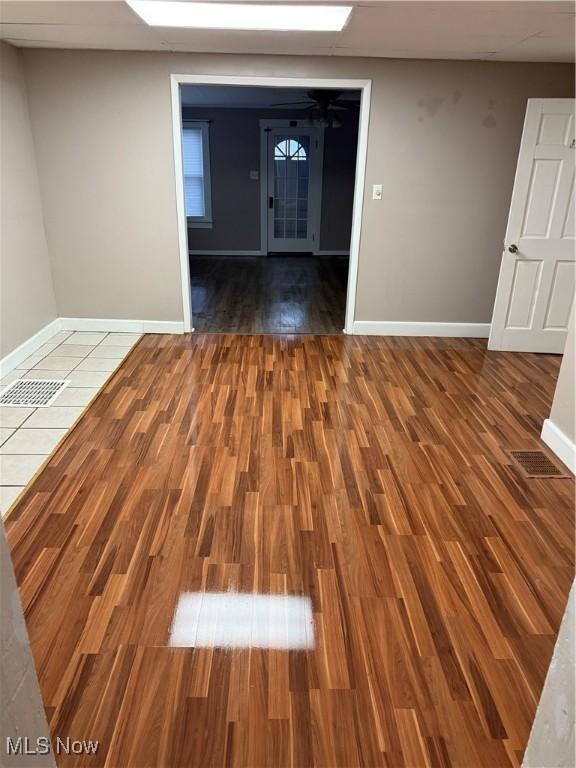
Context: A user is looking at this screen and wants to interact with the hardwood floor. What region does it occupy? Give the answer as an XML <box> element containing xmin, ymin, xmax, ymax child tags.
<box><xmin>189</xmin><ymin>255</ymin><xmax>348</xmax><ymax>334</ymax></box>
<box><xmin>5</xmin><ymin>334</ymin><xmax>574</xmax><ymax>768</ymax></box>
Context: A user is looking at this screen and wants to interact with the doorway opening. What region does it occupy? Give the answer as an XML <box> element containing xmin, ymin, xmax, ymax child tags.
<box><xmin>171</xmin><ymin>76</ymin><xmax>371</xmax><ymax>334</ymax></box>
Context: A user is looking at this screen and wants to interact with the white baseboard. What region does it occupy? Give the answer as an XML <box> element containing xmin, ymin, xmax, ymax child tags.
<box><xmin>541</xmin><ymin>419</ymin><xmax>576</xmax><ymax>474</ymax></box>
<box><xmin>188</xmin><ymin>250</ymin><xmax>265</xmax><ymax>256</ymax></box>
<box><xmin>1</xmin><ymin>317</ymin><xmax>184</xmax><ymax>378</ymax></box>
<box><xmin>0</xmin><ymin>318</ymin><xmax>62</xmax><ymax>378</ymax></box>
<box><xmin>59</xmin><ymin>318</ymin><xmax>184</xmax><ymax>334</ymax></box>
<box><xmin>350</xmin><ymin>321</ymin><xmax>491</xmax><ymax>338</ymax></box>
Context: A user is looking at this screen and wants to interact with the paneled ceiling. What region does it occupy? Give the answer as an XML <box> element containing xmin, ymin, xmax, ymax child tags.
<box><xmin>1</xmin><ymin>0</ymin><xmax>574</xmax><ymax>62</ymax></box>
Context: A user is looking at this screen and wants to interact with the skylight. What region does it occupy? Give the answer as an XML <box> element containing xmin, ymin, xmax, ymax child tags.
<box><xmin>126</xmin><ymin>1</ymin><xmax>352</xmax><ymax>32</ymax></box>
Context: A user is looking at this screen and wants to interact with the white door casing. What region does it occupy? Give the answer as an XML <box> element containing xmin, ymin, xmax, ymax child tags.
<box><xmin>489</xmin><ymin>99</ymin><xmax>575</xmax><ymax>353</ymax></box>
<box><xmin>171</xmin><ymin>74</ymin><xmax>372</xmax><ymax>333</ymax></box>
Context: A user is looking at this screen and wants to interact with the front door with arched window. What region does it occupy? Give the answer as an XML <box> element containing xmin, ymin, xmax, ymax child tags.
<box><xmin>266</xmin><ymin>126</ymin><xmax>324</xmax><ymax>253</ymax></box>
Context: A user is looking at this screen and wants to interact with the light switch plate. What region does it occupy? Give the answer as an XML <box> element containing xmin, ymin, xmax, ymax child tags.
<box><xmin>250</xmin><ymin>170</ymin><xmax>259</xmax><ymax>180</ymax></box>
<box><xmin>372</xmin><ymin>184</ymin><xmax>383</xmax><ymax>200</ymax></box>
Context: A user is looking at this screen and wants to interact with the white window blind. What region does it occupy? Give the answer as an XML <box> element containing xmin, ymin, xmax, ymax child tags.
<box><xmin>182</xmin><ymin>126</ymin><xmax>205</xmax><ymax>217</ymax></box>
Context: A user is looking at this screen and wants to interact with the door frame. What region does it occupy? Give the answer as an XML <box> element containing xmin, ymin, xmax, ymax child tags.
<box><xmin>260</xmin><ymin>119</ymin><xmax>325</xmax><ymax>254</ymax></box>
<box><xmin>170</xmin><ymin>73</ymin><xmax>372</xmax><ymax>333</ymax></box>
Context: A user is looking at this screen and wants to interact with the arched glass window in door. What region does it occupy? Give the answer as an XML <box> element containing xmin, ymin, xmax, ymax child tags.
<box><xmin>273</xmin><ymin>135</ymin><xmax>311</xmax><ymax>240</ymax></box>
<box><xmin>274</xmin><ymin>139</ymin><xmax>307</xmax><ymax>161</ymax></box>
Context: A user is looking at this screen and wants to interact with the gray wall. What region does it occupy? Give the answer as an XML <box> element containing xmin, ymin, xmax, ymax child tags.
<box><xmin>320</xmin><ymin>112</ymin><xmax>358</xmax><ymax>251</ymax></box>
<box><xmin>0</xmin><ymin>520</ymin><xmax>55</xmax><ymax>768</ymax></box>
<box><xmin>183</xmin><ymin>106</ymin><xmax>358</xmax><ymax>253</ymax></box>
<box><xmin>20</xmin><ymin>49</ymin><xmax>574</xmax><ymax>324</ymax></box>
<box><xmin>523</xmin><ymin>582</ymin><xmax>575</xmax><ymax>768</ymax></box>
<box><xmin>185</xmin><ymin>107</ymin><xmax>262</xmax><ymax>252</ymax></box>
<box><xmin>525</xmin><ymin>320</ymin><xmax>576</xmax><ymax>768</ymax></box>
<box><xmin>549</xmin><ymin>309</ymin><xmax>575</xmax><ymax>444</ymax></box>
<box><xmin>0</xmin><ymin>42</ymin><xmax>57</xmax><ymax>358</ymax></box>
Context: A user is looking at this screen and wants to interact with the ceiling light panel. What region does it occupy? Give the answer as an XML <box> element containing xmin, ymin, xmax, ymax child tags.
<box><xmin>126</xmin><ymin>1</ymin><xmax>353</xmax><ymax>32</ymax></box>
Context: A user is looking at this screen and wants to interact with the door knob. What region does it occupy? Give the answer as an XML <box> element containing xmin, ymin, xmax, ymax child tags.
<box><xmin>508</xmin><ymin>244</ymin><xmax>518</xmax><ymax>253</ymax></box>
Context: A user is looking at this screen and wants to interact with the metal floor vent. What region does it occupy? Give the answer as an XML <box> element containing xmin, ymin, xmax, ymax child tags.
<box><xmin>0</xmin><ymin>379</ymin><xmax>69</xmax><ymax>408</ymax></box>
<box><xmin>508</xmin><ymin>449</ymin><xmax>570</xmax><ymax>479</ymax></box>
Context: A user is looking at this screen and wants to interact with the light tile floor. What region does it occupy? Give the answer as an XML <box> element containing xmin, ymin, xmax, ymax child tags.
<box><xmin>0</xmin><ymin>331</ymin><xmax>141</xmax><ymax>518</ymax></box>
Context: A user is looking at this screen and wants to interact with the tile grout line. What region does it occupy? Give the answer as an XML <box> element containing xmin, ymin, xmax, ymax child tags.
<box><xmin>2</xmin><ymin>330</ymin><xmax>137</xmax><ymax>384</ymax></box>
<box><xmin>12</xmin><ymin>333</ymin><xmax>106</xmax><ymax>429</ymax></box>
<box><xmin>0</xmin><ymin>429</ymin><xmax>16</xmax><ymax>448</ymax></box>
<box><xmin>28</xmin><ymin>331</ymin><xmax>110</xmax><ymax>376</ymax></box>
<box><xmin>21</xmin><ymin>333</ymin><xmax>131</xmax><ymax>383</ymax></box>
<box><xmin>13</xmin><ymin>333</ymin><xmax>113</xmax><ymax>428</ymax></box>
<box><xmin>1</xmin><ymin>332</ymin><xmax>139</xmax><ymax>506</ymax></box>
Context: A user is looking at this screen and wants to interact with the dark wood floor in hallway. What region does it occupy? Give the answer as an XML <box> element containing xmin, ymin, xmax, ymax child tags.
<box><xmin>189</xmin><ymin>255</ymin><xmax>349</xmax><ymax>334</ymax></box>
<box><xmin>5</xmin><ymin>334</ymin><xmax>574</xmax><ymax>768</ymax></box>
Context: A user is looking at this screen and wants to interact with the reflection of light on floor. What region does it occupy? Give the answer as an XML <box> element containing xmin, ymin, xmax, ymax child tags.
<box><xmin>190</xmin><ymin>286</ymin><xmax>207</xmax><ymax>306</ymax></box>
<box><xmin>168</xmin><ymin>592</ymin><xmax>315</xmax><ymax>650</ymax></box>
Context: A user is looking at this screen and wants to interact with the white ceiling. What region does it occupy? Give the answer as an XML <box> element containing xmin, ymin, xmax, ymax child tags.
<box><xmin>0</xmin><ymin>0</ymin><xmax>574</xmax><ymax>62</ymax></box>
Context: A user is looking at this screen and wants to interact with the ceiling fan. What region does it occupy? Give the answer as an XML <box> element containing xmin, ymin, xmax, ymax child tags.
<box><xmin>271</xmin><ymin>89</ymin><xmax>359</xmax><ymax>128</ymax></box>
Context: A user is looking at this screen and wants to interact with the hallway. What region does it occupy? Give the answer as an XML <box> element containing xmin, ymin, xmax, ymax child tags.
<box><xmin>189</xmin><ymin>255</ymin><xmax>349</xmax><ymax>334</ymax></box>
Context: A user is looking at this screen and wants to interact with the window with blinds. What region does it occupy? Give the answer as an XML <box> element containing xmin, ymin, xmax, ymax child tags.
<box><xmin>182</xmin><ymin>121</ymin><xmax>212</xmax><ymax>225</ymax></box>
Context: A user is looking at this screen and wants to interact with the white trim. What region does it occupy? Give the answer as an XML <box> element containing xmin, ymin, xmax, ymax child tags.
<box><xmin>351</xmin><ymin>321</ymin><xmax>491</xmax><ymax>337</ymax></box>
<box><xmin>344</xmin><ymin>79</ymin><xmax>370</xmax><ymax>333</ymax></box>
<box><xmin>541</xmin><ymin>418</ymin><xmax>576</xmax><ymax>474</ymax></box>
<box><xmin>59</xmin><ymin>318</ymin><xmax>184</xmax><ymax>334</ymax></box>
<box><xmin>259</xmin><ymin>120</ymin><xmax>268</xmax><ymax>254</ymax></box>
<box><xmin>189</xmin><ymin>249</ymin><xmax>265</xmax><ymax>256</ymax></box>
<box><xmin>0</xmin><ymin>318</ymin><xmax>62</xmax><ymax>378</ymax></box>
<box><xmin>170</xmin><ymin>74</ymin><xmax>371</xmax><ymax>333</ymax></box>
<box><xmin>1</xmin><ymin>317</ymin><xmax>184</xmax><ymax>378</ymax></box>
<box><xmin>173</xmin><ymin>76</ymin><xmax>368</xmax><ymax>90</ymax></box>
<box><xmin>171</xmin><ymin>75</ymin><xmax>193</xmax><ymax>332</ymax></box>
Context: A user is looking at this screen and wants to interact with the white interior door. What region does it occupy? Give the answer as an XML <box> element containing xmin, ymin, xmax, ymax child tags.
<box><xmin>266</xmin><ymin>127</ymin><xmax>323</xmax><ymax>253</ymax></box>
<box><xmin>489</xmin><ymin>99</ymin><xmax>575</xmax><ymax>353</ymax></box>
